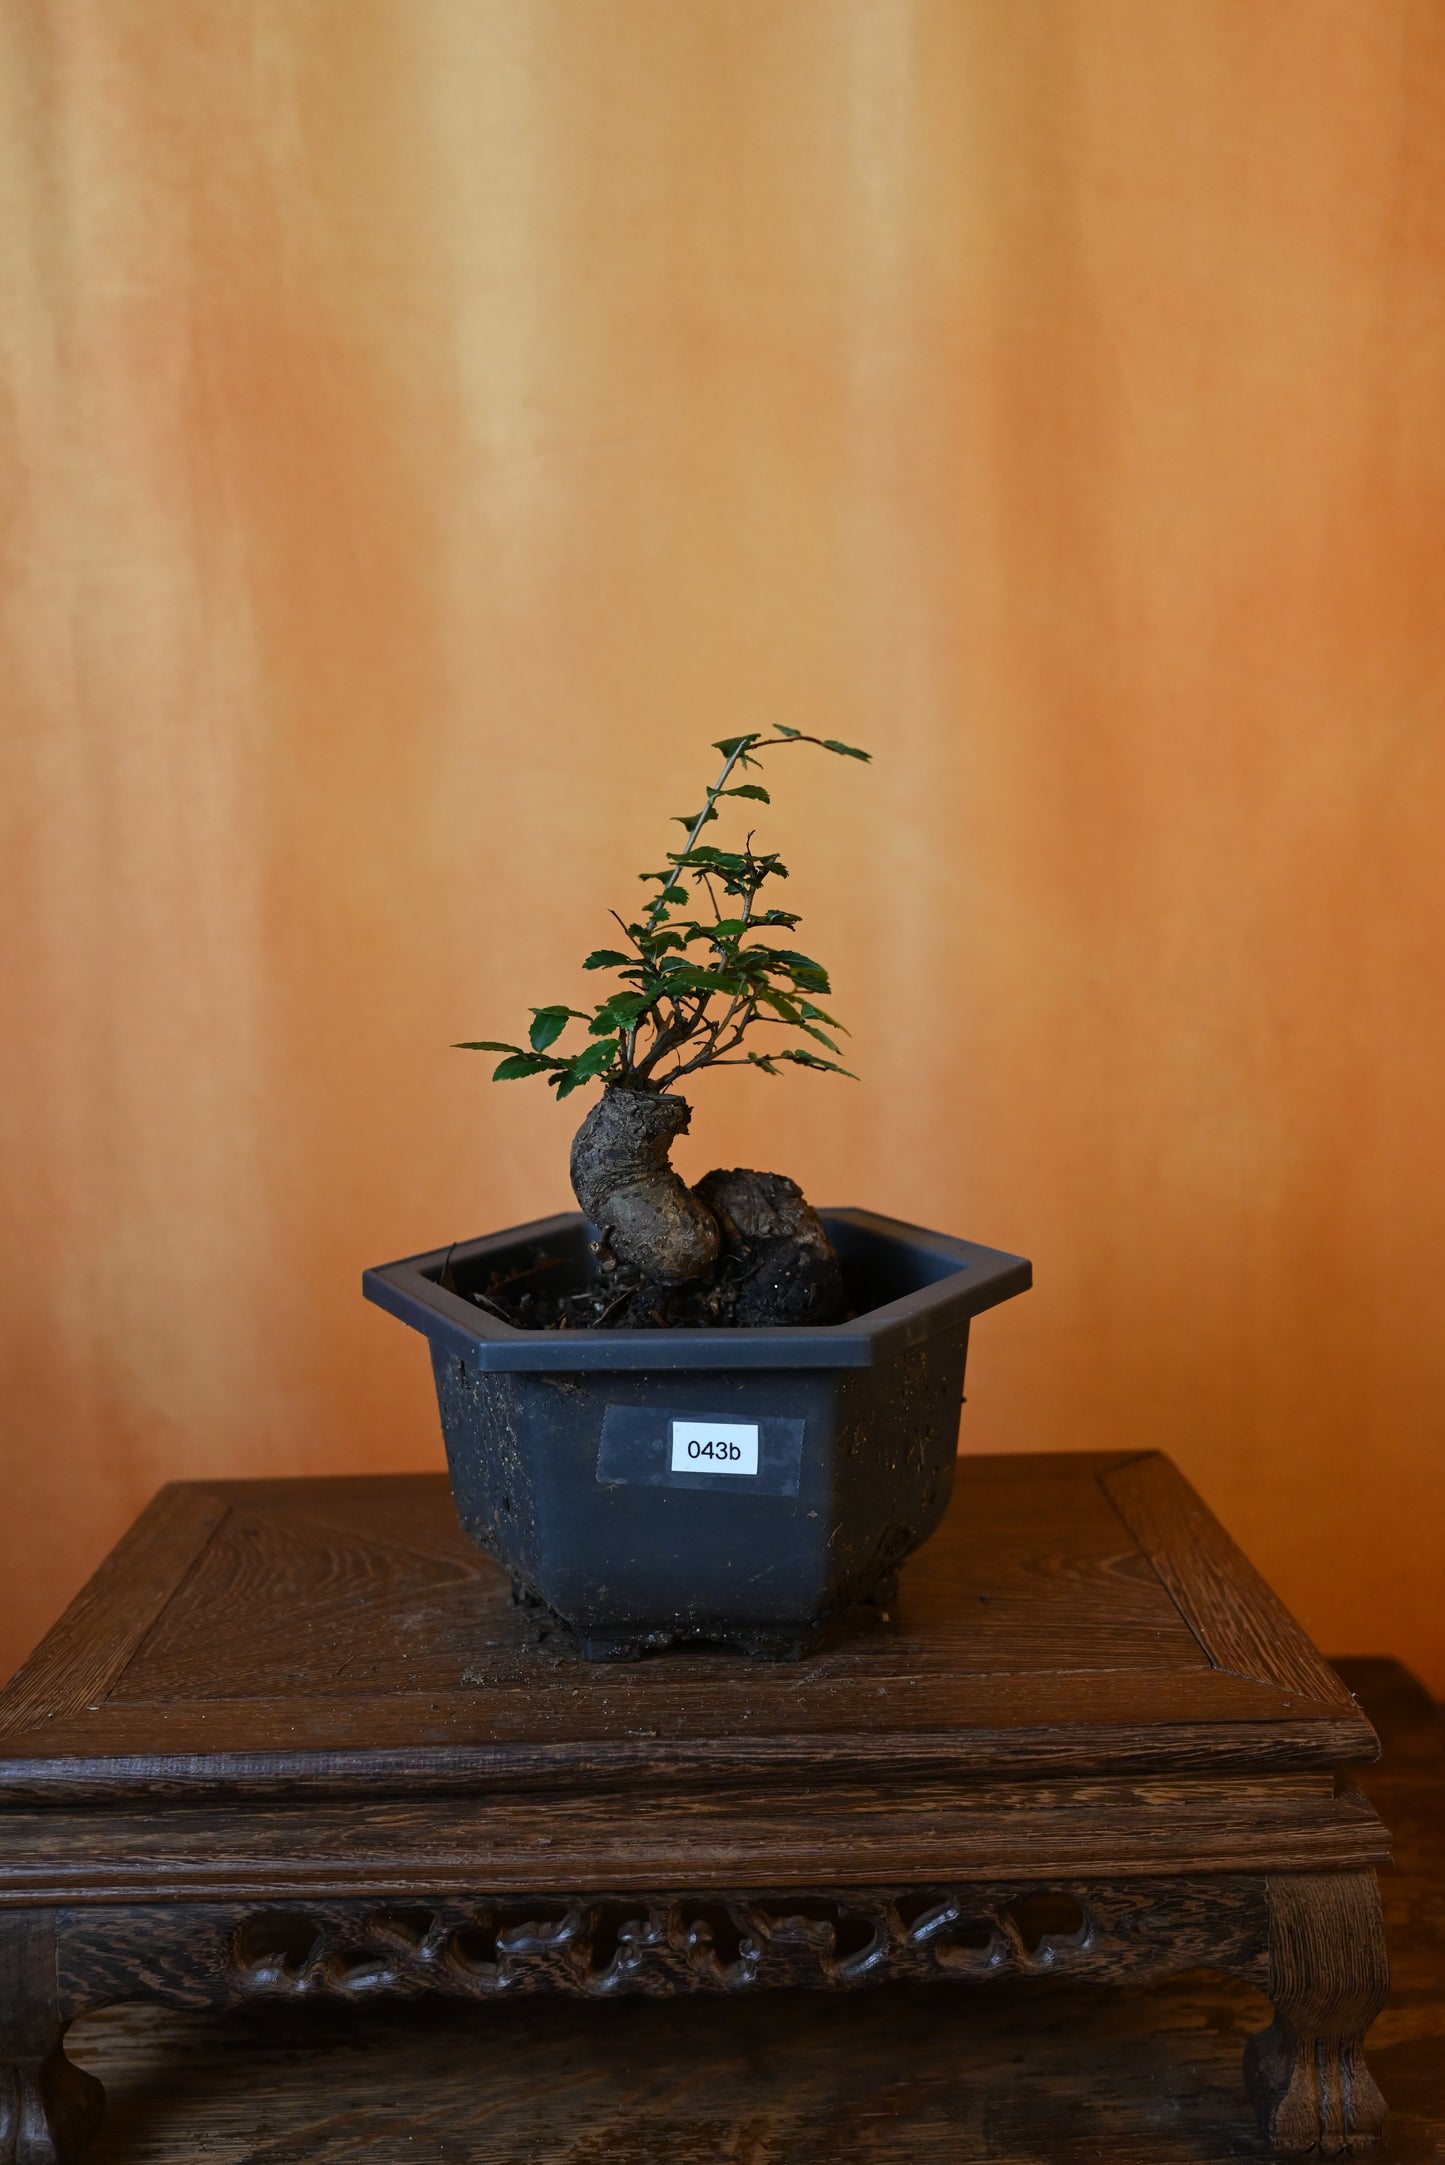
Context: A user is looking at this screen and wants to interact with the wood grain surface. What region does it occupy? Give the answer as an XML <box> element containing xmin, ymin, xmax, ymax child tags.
<box><xmin>114</xmin><ymin>1459</ymin><xmax>1201</xmax><ymax>1698</ymax></box>
<box><xmin>0</xmin><ymin>1908</ymin><xmax>104</xmax><ymax>2163</ymax></box>
<box><xmin>41</xmin><ymin>1660</ymin><xmax>1441</xmax><ymax>2164</ymax></box>
<box><xmin>1101</xmin><ymin>1455</ymin><xmax>1357</xmax><ymax>1708</ymax></box>
<box><xmin>0</xmin><ymin>1458</ymin><xmax>1378</xmax><ymax>1804</ymax></box>
<box><xmin>1244</xmin><ymin>1869</ymin><xmax>1391</xmax><ymax>2153</ymax></box>
<box><xmin>0</xmin><ymin>1774</ymin><xmax>1390</xmax><ymax>1907</ymax></box>
<box><xmin>0</xmin><ymin>1491</ymin><xmax>229</xmax><ymax>1738</ymax></box>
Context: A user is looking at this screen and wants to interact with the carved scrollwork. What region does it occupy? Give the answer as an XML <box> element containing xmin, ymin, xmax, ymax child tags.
<box><xmin>219</xmin><ymin>1880</ymin><xmax>1258</xmax><ymax>2004</ymax></box>
<box><xmin>52</xmin><ymin>1877</ymin><xmax>1269</xmax><ymax>2026</ymax></box>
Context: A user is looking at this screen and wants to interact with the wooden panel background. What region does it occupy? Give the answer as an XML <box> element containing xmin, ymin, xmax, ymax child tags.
<box><xmin>2</xmin><ymin>3</ymin><xmax>1443</xmax><ymax>1689</ymax></box>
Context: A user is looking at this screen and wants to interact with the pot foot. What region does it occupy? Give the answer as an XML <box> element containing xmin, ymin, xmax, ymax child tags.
<box><xmin>568</xmin><ymin>1619</ymin><xmax>824</xmax><ymax>1663</ymax></box>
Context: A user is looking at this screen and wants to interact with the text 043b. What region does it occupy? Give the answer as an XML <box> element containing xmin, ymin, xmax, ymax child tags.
<box><xmin>670</xmin><ymin>1420</ymin><xmax>760</xmax><ymax>1477</ymax></box>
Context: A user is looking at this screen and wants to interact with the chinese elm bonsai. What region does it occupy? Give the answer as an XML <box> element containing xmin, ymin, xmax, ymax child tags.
<box><xmin>459</xmin><ymin>728</ymin><xmax>869</xmax><ymax>1331</ymax></box>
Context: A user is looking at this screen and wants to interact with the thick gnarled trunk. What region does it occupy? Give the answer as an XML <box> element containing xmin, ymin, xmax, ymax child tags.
<box><xmin>568</xmin><ymin>1088</ymin><xmax>720</xmax><ymax>1286</ymax></box>
<box><xmin>568</xmin><ymin>1085</ymin><xmax>846</xmax><ymax>1327</ymax></box>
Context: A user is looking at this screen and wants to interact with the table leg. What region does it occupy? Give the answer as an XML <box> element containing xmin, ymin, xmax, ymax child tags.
<box><xmin>0</xmin><ymin>1912</ymin><xmax>104</xmax><ymax>2165</ymax></box>
<box><xmin>1244</xmin><ymin>1870</ymin><xmax>1389</xmax><ymax>2156</ymax></box>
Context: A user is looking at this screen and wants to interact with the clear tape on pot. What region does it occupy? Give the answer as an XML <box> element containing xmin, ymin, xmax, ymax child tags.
<box><xmin>597</xmin><ymin>1405</ymin><xmax>806</xmax><ymax>1496</ymax></box>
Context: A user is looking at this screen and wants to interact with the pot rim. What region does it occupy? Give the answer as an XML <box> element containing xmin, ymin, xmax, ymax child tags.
<box><xmin>363</xmin><ymin>1207</ymin><xmax>1030</xmax><ymax>1373</ymax></box>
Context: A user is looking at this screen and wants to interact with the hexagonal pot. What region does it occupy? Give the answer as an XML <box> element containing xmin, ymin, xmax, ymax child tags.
<box><xmin>363</xmin><ymin>1207</ymin><xmax>1029</xmax><ymax>1660</ymax></box>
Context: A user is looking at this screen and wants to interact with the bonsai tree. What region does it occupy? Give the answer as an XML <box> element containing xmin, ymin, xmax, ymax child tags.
<box><xmin>459</xmin><ymin>728</ymin><xmax>869</xmax><ymax>1327</ymax></box>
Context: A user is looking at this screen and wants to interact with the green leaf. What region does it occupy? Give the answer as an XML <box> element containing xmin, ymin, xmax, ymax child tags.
<box><xmin>553</xmin><ymin>1071</ymin><xmax>584</xmax><ymax>1100</ymax></box>
<box><xmin>709</xmin><ymin>918</ymin><xmax>748</xmax><ymax>936</ymax></box>
<box><xmin>746</xmin><ymin>1051</ymin><xmax>781</xmax><ymax>1075</ymax></box>
<box><xmin>724</xmin><ymin>783</ymin><xmax>771</xmax><ymax>802</ymax></box>
<box><xmin>528</xmin><ymin>1006</ymin><xmax>582</xmax><ymax>1052</ymax></box>
<box><xmin>798</xmin><ymin>1022</ymin><xmax>841</xmax><ymax>1052</ymax></box>
<box><xmin>675</xmin><ymin>847</ymin><xmax>751</xmax><ymax>874</ymax></box>
<box><xmin>588</xmin><ymin>989</ymin><xmax>652</xmax><ymax>1035</ymax></box>
<box><xmin>568</xmin><ymin>1038</ymin><xmax>619</xmax><ymax>1079</ymax></box>
<box><xmin>776</xmin><ymin>1048</ymin><xmax>858</xmax><ymax>1079</ymax></box>
<box><xmin>799</xmin><ymin>1001</ymin><xmax>846</xmax><ymax>1031</ymax></box>
<box><xmin>671</xmin><ymin>806</ymin><xmax>718</xmax><ymax>829</ymax></box>
<box><xmin>821</xmin><ymin>737</ymin><xmax>870</xmax><ymax>761</ymax></box>
<box><xmin>655</xmin><ymin>883</ymin><xmax>691</xmax><ymax>906</ymax></box>
<box><xmin>713</xmin><ymin>735</ymin><xmax>759</xmax><ymax>756</ymax></box>
<box><xmin>753</xmin><ymin>908</ymin><xmax>800</xmax><ymax>928</ymax></box>
<box><xmin>769</xmin><ymin>948</ymin><xmax>830</xmax><ymax>992</ymax></box>
<box><xmin>493</xmin><ymin>1053</ymin><xmax>553</xmax><ymax>1081</ymax></box>
<box><xmin>582</xmin><ymin>949</ymin><xmax>630</xmax><ymax>970</ymax></box>
<box><xmin>773</xmin><ymin>725</ymin><xmax>802</xmax><ymax>739</ymax></box>
<box><xmin>671</xmin><ymin>963</ymin><xmax>743</xmax><ymax>994</ymax></box>
<box><xmin>453</xmin><ymin>1041</ymin><xmax>522</xmax><ymax>1053</ymax></box>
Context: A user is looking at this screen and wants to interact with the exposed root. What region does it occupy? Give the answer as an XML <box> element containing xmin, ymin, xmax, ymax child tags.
<box><xmin>491</xmin><ymin>1097</ymin><xmax>851</xmax><ymax>1330</ymax></box>
<box><xmin>692</xmin><ymin>1167</ymin><xmax>846</xmax><ymax>1325</ymax></box>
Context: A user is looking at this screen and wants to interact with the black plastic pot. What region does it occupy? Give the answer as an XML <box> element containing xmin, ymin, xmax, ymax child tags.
<box><xmin>363</xmin><ymin>1208</ymin><xmax>1029</xmax><ymax>1659</ymax></box>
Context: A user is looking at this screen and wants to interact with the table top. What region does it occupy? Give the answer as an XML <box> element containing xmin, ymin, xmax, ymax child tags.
<box><xmin>0</xmin><ymin>1452</ymin><xmax>1387</xmax><ymax>1901</ymax></box>
<box><xmin>0</xmin><ymin>1450</ymin><xmax>1374</xmax><ymax>1799</ymax></box>
<box><xmin>0</xmin><ymin>1437</ymin><xmax>1377</xmax><ymax>1844</ymax></box>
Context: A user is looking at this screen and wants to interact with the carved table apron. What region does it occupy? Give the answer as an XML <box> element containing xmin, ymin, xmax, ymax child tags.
<box><xmin>0</xmin><ymin>1453</ymin><xmax>1391</xmax><ymax>2159</ymax></box>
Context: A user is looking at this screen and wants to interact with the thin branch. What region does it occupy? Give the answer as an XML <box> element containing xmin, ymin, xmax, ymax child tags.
<box><xmin>645</xmin><ymin>739</ymin><xmax>754</xmax><ymax>930</ymax></box>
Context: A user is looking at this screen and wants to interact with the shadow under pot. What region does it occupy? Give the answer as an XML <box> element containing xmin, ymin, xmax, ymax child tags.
<box><xmin>363</xmin><ymin>1207</ymin><xmax>1030</xmax><ymax>1660</ymax></box>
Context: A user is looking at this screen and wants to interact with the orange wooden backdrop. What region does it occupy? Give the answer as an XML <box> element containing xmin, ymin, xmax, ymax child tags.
<box><xmin>3</xmin><ymin>2</ymin><xmax>1444</xmax><ymax>1691</ymax></box>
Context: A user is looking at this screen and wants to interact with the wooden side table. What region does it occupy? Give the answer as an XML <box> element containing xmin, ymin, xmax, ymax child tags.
<box><xmin>0</xmin><ymin>1452</ymin><xmax>1389</xmax><ymax>2161</ymax></box>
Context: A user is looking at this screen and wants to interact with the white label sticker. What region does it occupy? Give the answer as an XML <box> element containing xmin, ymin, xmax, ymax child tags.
<box><xmin>669</xmin><ymin>1419</ymin><xmax>760</xmax><ymax>1477</ymax></box>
